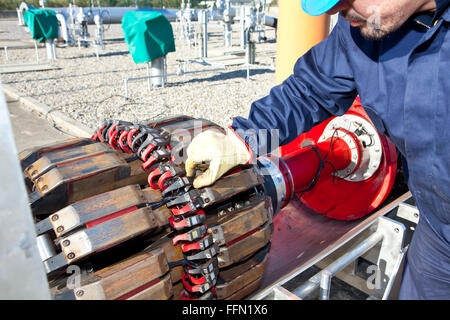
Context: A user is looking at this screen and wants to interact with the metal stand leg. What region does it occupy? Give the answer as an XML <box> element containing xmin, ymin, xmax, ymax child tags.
<box><xmin>35</xmin><ymin>41</ymin><xmax>39</xmax><ymax>62</ymax></box>
<box><xmin>147</xmin><ymin>62</ymin><xmax>152</xmax><ymax>92</ymax></box>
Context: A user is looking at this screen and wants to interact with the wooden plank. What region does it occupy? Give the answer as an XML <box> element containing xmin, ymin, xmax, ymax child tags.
<box><xmin>217</xmin><ymin>244</ymin><xmax>269</xmax><ymax>299</ymax></box>
<box><xmin>60</xmin><ymin>207</ymin><xmax>158</xmax><ymax>264</ymax></box>
<box><xmin>18</xmin><ymin>137</ymin><xmax>94</xmax><ymax>170</ymax></box>
<box><xmin>97</xmin><ymin>249</ymin><xmax>169</xmax><ymax>300</ymax></box>
<box><xmin>34</xmin><ymin>152</ymin><xmax>128</xmax><ymax>194</ymax></box>
<box><xmin>146</xmin><ymin>115</ymin><xmax>194</xmax><ymax>129</ymax></box>
<box><xmin>142</xmin><ymin>188</ymin><xmax>172</xmax><ymax>227</ymax></box>
<box><xmin>202</xmin><ymin>167</ymin><xmax>264</xmax><ymax>207</ymax></box>
<box><xmin>25</xmin><ymin>142</ymin><xmax>113</xmax><ymax>180</ymax></box>
<box><xmin>225</xmin><ymin>278</ymin><xmax>261</xmax><ymax>300</ymax></box>
<box><xmin>29</xmin><ymin>152</ymin><xmax>151</xmax><ymax>216</ymax></box>
<box><xmin>218</xmin><ymin>222</ymin><xmax>272</xmax><ymax>268</ymax></box>
<box><xmin>209</xmin><ymin>196</ymin><xmax>271</xmax><ymax>246</ymax></box>
<box><xmin>73</xmin><ymin>248</ymin><xmax>169</xmax><ymax>300</ymax></box>
<box><xmin>49</xmin><ymin>184</ymin><xmax>145</xmax><ymax>237</ymax></box>
<box><xmin>127</xmin><ymin>274</ymin><xmax>173</xmax><ymax>300</ymax></box>
<box><xmin>145</xmin><ymin>236</ymin><xmax>184</xmax><ymax>283</ymax></box>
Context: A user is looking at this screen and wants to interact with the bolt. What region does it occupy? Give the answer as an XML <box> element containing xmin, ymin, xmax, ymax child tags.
<box><xmin>414</xmin><ymin>213</ymin><xmax>419</xmax><ymax>218</ymax></box>
<box><xmin>67</xmin><ymin>252</ymin><xmax>75</xmax><ymax>259</ymax></box>
<box><xmin>62</xmin><ymin>240</ymin><xmax>70</xmax><ymax>247</ymax></box>
<box><xmin>42</xmin><ymin>185</ymin><xmax>48</xmax><ymax>191</ymax></box>
<box><xmin>57</xmin><ymin>226</ymin><xmax>64</xmax><ymax>233</ymax></box>
<box><xmin>51</xmin><ymin>215</ymin><xmax>59</xmax><ymax>221</ymax></box>
<box><xmin>32</xmin><ymin>170</ymin><xmax>38</xmax><ymax>176</ymax></box>
<box><xmin>394</xmin><ymin>228</ymin><xmax>399</xmax><ymax>233</ymax></box>
<box><xmin>76</xmin><ymin>290</ymin><xmax>84</xmax><ymax>297</ymax></box>
<box><xmin>204</xmin><ymin>198</ymin><xmax>210</xmax><ymax>203</ymax></box>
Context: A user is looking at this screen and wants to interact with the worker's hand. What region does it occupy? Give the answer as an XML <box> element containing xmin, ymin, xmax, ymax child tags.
<box><xmin>185</xmin><ymin>127</ymin><xmax>252</xmax><ymax>189</ymax></box>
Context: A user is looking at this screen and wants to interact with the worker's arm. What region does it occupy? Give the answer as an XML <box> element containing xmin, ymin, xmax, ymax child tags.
<box><xmin>186</xmin><ymin>17</ymin><xmax>357</xmax><ymax>188</ymax></box>
<box><xmin>232</xmin><ymin>16</ymin><xmax>358</xmax><ymax>156</ymax></box>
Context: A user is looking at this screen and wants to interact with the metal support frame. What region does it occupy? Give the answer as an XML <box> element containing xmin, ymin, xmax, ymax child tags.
<box><xmin>45</xmin><ymin>39</ymin><xmax>57</xmax><ymax>60</ymax></box>
<box><xmin>34</xmin><ymin>42</ymin><xmax>40</xmax><ymax>62</ymax></box>
<box><xmin>251</xmin><ymin>195</ymin><xmax>411</xmax><ymax>300</ymax></box>
<box><xmin>292</xmin><ymin>231</ymin><xmax>384</xmax><ymax>299</ymax></box>
<box><xmin>123</xmin><ymin>57</ymin><xmax>225</xmax><ymax>98</ymax></box>
<box><xmin>200</xmin><ymin>10</ymin><xmax>208</xmax><ymax>58</ymax></box>
<box><xmin>4</xmin><ymin>42</ymin><xmax>42</xmax><ymax>63</ymax></box>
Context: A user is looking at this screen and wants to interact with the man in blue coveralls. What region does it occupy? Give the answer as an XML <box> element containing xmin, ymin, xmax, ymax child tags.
<box><xmin>184</xmin><ymin>0</ymin><xmax>450</xmax><ymax>299</ymax></box>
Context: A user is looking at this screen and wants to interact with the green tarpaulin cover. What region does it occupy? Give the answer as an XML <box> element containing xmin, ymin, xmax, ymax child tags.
<box><xmin>23</xmin><ymin>9</ymin><xmax>58</xmax><ymax>42</ymax></box>
<box><xmin>122</xmin><ymin>11</ymin><xmax>175</xmax><ymax>64</ymax></box>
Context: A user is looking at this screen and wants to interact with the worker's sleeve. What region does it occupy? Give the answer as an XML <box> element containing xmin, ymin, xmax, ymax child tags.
<box><xmin>232</xmin><ymin>17</ymin><xmax>357</xmax><ymax>156</ymax></box>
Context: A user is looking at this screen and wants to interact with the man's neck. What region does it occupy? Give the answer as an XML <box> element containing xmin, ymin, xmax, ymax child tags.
<box><xmin>413</xmin><ymin>0</ymin><xmax>450</xmax><ymax>28</ymax></box>
<box><xmin>416</xmin><ymin>0</ymin><xmax>437</xmax><ymax>13</ymax></box>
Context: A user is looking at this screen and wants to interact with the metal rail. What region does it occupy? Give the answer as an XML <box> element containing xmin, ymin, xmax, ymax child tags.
<box><xmin>293</xmin><ymin>232</ymin><xmax>384</xmax><ymax>299</ymax></box>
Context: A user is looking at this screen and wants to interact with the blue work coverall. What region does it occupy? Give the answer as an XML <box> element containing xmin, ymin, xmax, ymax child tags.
<box><xmin>232</xmin><ymin>6</ymin><xmax>450</xmax><ymax>299</ymax></box>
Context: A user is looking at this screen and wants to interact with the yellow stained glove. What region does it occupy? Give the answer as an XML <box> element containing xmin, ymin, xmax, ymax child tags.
<box><xmin>185</xmin><ymin>127</ymin><xmax>252</xmax><ymax>189</ymax></box>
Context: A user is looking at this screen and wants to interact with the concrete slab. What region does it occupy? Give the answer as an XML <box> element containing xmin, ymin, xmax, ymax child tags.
<box><xmin>2</xmin><ymin>84</ymin><xmax>92</xmax><ymax>139</ymax></box>
<box><xmin>204</xmin><ymin>55</ymin><xmax>246</xmax><ymax>66</ymax></box>
<box><xmin>0</xmin><ymin>63</ymin><xmax>60</xmax><ymax>74</ymax></box>
<box><xmin>5</xmin><ymin>93</ymin><xmax>70</xmax><ymax>152</ymax></box>
<box><xmin>0</xmin><ymin>39</ymin><xmax>38</xmax><ymax>49</ymax></box>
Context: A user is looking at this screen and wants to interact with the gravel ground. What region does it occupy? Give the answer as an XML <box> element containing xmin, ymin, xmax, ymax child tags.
<box><xmin>0</xmin><ymin>18</ymin><xmax>277</xmax><ymax>131</ymax></box>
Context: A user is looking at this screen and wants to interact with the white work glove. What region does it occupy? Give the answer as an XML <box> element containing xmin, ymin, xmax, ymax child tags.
<box><xmin>185</xmin><ymin>127</ymin><xmax>253</xmax><ymax>189</ymax></box>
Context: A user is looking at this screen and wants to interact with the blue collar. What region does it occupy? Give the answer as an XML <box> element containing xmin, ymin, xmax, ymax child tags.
<box><xmin>414</xmin><ymin>0</ymin><xmax>450</xmax><ymax>28</ymax></box>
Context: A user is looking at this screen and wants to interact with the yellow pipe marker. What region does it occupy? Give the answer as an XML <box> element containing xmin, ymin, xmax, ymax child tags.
<box><xmin>275</xmin><ymin>0</ymin><xmax>331</xmax><ymax>85</ymax></box>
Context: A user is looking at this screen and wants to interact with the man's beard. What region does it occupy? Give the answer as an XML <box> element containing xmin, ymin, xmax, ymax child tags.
<box><xmin>341</xmin><ymin>10</ymin><xmax>404</xmax><ymax>41</ymax></box>
<box><xmin>359</xmin><ymin>23</ymin><xmax>391</xmax><ymax>41</ymax></box>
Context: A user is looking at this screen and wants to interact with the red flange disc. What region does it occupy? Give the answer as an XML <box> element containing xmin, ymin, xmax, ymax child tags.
<box><xmin>279</xmin><ymin>98</ymin><xmax>397</xmax><ymax>221</ymax></box>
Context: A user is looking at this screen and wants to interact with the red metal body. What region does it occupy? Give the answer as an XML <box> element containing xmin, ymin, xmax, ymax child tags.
<box><xmin>278</xmin><ymin>98</ymin><xmax>397</xmax><ymax>221</ymax></box>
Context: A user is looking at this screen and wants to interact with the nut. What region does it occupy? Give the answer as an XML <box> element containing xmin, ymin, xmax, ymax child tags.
<box><xmin>75</xmin><ymin>290</ymin><xmax>84</xmax><ymax>297</ymax></box>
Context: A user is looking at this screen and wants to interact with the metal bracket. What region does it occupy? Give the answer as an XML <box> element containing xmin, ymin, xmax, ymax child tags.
<box><xmin>396</xmin><ymin>202</ymin><xmax>420</xmax><ymax>224</ymax></box>
<box><xmin>263</xmin><ymin>285</ymin><xmax>302</xmax><ymax>300</ymax></box>
<box><xmin>366</xmin><ymin>216</ymin><xmax>406</xmax><ymax>299</ymax></box>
